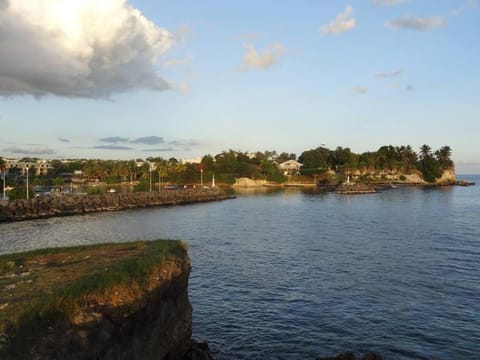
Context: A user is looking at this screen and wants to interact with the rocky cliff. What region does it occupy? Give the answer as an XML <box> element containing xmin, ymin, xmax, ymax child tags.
<box><xmin>0</xmin><ymin>188</ymin><xmax>234</xmax><ymax>222</ymax></box>
<box><xmin>0</xmin><ymin>240</ymin><xmax>211</xmax><ymax>360</ymax></box>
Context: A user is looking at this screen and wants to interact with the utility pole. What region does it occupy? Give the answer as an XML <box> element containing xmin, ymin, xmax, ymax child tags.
<box><xmin>26</xmin><ymin>165</ymin><xmax>29</xmax><ymax>199</ymax></box>
<box><xmin>1</xmin><ymin>166</ymin><xmax>6</xmax><ymax>200</ymax></box>
<box><xmin>158</xmin><ymin>167</ymin><xmax>165</xmax><ymax>192</ymax></box>
<box><xmin>149</xmin><ymin>167</ymin><xmax>152</xmax><ymax>192</ymax></box>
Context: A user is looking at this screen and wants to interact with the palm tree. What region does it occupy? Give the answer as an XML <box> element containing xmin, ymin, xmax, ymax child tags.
<box><xmin>419</xmin><ymin>144</ymin><xmax>432</xmax><ymax>160</ymax></box>
<box><xmin>435</xmin><ymin>146</ymin><xmax>453</xmax><ymax>169</ymax></box>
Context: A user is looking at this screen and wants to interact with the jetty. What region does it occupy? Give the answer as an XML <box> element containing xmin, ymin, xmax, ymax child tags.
<box><xmin>0</xmin><ymin>188</ymin><xmax>234</xmax><ymax>222</ymax></box>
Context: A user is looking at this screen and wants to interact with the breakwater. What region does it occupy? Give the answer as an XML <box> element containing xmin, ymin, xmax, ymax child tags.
<box><xmin>0</xmin><ymin>188</ymin><xmax>234</xmax><ymax>222</ymax></box>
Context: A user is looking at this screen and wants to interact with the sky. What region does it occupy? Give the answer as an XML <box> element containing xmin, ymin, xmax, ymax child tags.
<box><xmin>0</xmin><ymin>0</ymin><xmax>479</xmax><ymax>173</ymax></box>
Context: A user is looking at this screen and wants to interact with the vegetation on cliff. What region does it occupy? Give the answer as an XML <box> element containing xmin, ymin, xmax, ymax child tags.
<box><xmin>299</xmin><ymin>144</ymin><xmax>453</xmax><ymax>183</ymax></box>
<box><xmin>0</xmin><ymin>240</ymin><xmax>190</xmax><ymax>359</ymax></box>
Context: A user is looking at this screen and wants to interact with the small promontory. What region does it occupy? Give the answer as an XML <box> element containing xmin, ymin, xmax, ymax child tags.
<box><xmin>0</xmin><ymin>240</ymin><xmax>211</xmax><ymax>359</ymax></box>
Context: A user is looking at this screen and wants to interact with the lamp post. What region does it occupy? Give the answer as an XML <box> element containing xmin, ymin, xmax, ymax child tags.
<box><xmin>25</xmin><ymin>165</ymin><xmax>29</xmax><ymax>199</ymax></box>
<box><xmin>1</xmin><ymin>166</ymin><xmax>6</xmax><ymax>201</ymax></box>
<box><xmin>149</xmin><ymin>166</ymin><xmax>152</xmax><ymax>192</ymax></box>
<box><xmin>200</xmin><ymin>168</ymin><xmax>203</xmax><ymax>188</ymax></box>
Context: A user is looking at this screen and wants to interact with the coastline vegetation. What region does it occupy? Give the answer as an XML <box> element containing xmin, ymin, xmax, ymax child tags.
<box><xmin>1</xmin><ymin>144</ymin><xmax>454</xmax><ymax>200</ymax></box>
<box><xmin>0</xmin><ymin>240</ymin><xmax>187</xmax><ymax>354</ymax></box>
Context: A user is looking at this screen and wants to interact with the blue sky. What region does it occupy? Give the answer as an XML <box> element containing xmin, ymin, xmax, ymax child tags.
<box><xmin>0</xmin><ymin>0</ymin><xmax>479</xmax><ymax>173</ymax></box>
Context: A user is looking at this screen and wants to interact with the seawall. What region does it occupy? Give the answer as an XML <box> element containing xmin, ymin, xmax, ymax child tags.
<box><xmin>0</xmin><ymin>188</ymin><xmax>234</xmax><ymax>222</ymax></box>
<box><xmin>0</xmin><ymin>240</ymin><xmax>212</xmax><ymax>359</ymax></box>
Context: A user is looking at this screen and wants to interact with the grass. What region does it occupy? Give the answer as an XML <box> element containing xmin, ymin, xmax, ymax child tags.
<box><xmin>0</xmin><ymin>239</ymin><xmax>188</xmax><ymax>356</ymax></box>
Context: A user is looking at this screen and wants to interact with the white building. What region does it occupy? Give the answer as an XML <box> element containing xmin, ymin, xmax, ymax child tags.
<box><xmin>278</xmin><ymin>160</ymin><xmax>303</xmax><ymax>175</ymax></box>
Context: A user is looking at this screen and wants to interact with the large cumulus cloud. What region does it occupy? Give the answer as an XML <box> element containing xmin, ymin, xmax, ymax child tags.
<box><xmin>0</xmin><ymin>0</ymin><xmax>174</xmax><ymax>98</ymax></box>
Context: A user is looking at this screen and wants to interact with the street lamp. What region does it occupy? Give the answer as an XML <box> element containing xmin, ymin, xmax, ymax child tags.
<box><xmin>149</xmin><ymin>166</ymin><xmax>152</xmax><ymax>192</ymax></box>
<box><xmin>1</xmin><ymin>166</ymin><xmax>6</xmax><ymax>201</ymax></box>
<box><xmin>25</xmin><ymin>165</ymin><xmax>29</xmax><ymax>199</ymax></box>
<box><xmin>158</xmin><ymin>168</ymin><xmax>162</xmax><ymax>192</ymax></box>
<box><xmin>200</xmin><ymin>168</ymin><xmax>203</xmax><ymax>188</ymax></box>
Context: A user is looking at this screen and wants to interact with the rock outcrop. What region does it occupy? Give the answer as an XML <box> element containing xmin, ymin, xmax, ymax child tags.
<box><xmin>317</xmin><ymin>352</ymin><xmax>382</xmax><ymax>360</ymax></box>
<box><xmin>435</xmin><ymin>168</ymin><xmax>456</xmax><ymax>185</ymax></box>
<box><xmin>0</xmin><ymin>188</ymin><xmax>234</xmax><ymax>222</ymax></box>
<box><xmin>0</xmin><ymin>240</ymin><xmax>212</xmax><ymax>360</ymax></box>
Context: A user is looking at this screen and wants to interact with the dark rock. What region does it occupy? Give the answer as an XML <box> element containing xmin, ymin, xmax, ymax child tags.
<box><xmin>182</xmin><ymin>341</ymin><xmax>213</xmax><ymax>360</ymax></box>
<box><xmin>0</xmin><ymin>189</ymin><xmax>235</xmax><ymax>222</ymax></box>
<box><xmin>317</xmin><ymin>353</ymin><xmax>382</xmax><ymax>360</ymax></box>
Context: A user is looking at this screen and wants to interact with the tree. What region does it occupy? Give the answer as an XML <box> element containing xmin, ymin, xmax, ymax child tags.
<box><xmin>435</xmin><ymin>146</ymin><xmax>453</xmax><ymax>169</ymax></box>
<box><xmin>298</xmin><ymin>146</ymin><xmax>330</xmax><ymax>172</ymax></box>
<box><xmin>417</xmin><ymin>145</ymin><xmax>442</xmax><ymax>182</ymax></box>
<box><xmin>419</xmin><ymin>144</ymin><xmax>432</xmax><ymax>160</ymax></box>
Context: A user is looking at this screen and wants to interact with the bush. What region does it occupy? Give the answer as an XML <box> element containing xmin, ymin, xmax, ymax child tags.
<box><xmin>87</xmin><ymin>187</ymin><xmax>102</xmax><ymax>195</ymax></box>
<box><xmin>7</xmin><ymin>186</ymin><xmax>27</xmax><ymax>200</ymax></box>
<box><xmin>399</xmin><ymin>175</ymin><xmax>407</xmax><ymax>181</ymax></box>
<box><xmin>134</xmin><ymin>181</ymin><xmax>149</xmax><ymax>192</ymax></box>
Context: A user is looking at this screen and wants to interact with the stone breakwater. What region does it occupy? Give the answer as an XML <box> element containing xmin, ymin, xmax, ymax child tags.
<box><xmin>0</xmin><ymin>188</ymin><xmax>234</xmax><ymax>222</ymax></box>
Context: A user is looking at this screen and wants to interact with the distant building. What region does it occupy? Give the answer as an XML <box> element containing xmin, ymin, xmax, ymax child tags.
<box><xmin>180</xmin><ymin>157</ymin><xmax>202</xmax><ymax>164</ymax></box>
<box><xmin>3</xmin><ymin>158</ymin><xmax>52</xmax><ymax>176</ymax></box>
<box><xmin>34</xmin><ymin>160</ymin><xmax>53</xmax><ymax>176</ymax></box>
<box><xmin>278</xmin><ymin>160</ymin><xmax>303</xmax><ymax>175</ymax></box>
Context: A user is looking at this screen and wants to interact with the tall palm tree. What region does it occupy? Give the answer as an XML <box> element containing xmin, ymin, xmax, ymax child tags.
<box><xmin>419</xmin><ymin>144</ymin><xmax>432</xmax><ymax>160</ymax></box>
<box><xmin>435</xmin><ymin>146</ymin><xmax>453</xmax><ymax>168</ymax></box>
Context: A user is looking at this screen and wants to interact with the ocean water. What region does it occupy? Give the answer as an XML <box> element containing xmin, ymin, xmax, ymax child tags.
<box><xmin>1</xmin><ymin>176</ymin><xmax>479</xmax><ymax>359</ymax></box>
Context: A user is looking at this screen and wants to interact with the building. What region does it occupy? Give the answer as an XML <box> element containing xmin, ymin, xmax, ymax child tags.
<box><xmin>3</xmin><ymin>158</ymin><xmax>52</xmax><ymax>176</ymax></box>
<box><xmin>278</xmin><ymin>160</ymin><xmax>303</xmax><ymax>175</ymax></box>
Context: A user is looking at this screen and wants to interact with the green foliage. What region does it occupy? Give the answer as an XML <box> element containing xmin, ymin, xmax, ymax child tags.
<box><xmin>53</xmin><ymin>177</ymin><xmax>64</xmax><ymax>186</ymax></box>
<box><xmin>134</xmin><ymin>180</ymin><xmax>150</xmax><ymax>192</ymax></box>
<box><xmin>399</xmin><ymin>175</ymin><xmax>407</xmax><ymax>181</ymax></box>
<box><xmin>301</xmin><ymin>168</ymin><xmax>328</xmax><ymax>176</ymax></box>
<box><xmin>87</xmin><ymin>186</ymin><xmax>102</xmax><ymax>195</ymax></box>
<box><xmin>106</xmin><ymin>175</ymin><xmax>120</xmax><ymax>184</ymax></box>
<box><xmin>21</xmin><ymin>144</ymin><xmax>454</xmax><ymax>188</ymax></box>
<box><xmin>1</xmin><ymin>240</ymin><xmax>186</xmax><ymax>356</ymax></box>
<box><xmin>298</xmin><ymin>147</ymin><xmax>330</xmax><ymax>171</ymax></box>
<box><xmin>7</xmin><ymin>186</ymin><xmax>27</xmax><ymax>200</ymax></box>
<box><xmin>417</xmin><ymin>157</ymin><xmax>442</xmax><ymax>183</ymax></box>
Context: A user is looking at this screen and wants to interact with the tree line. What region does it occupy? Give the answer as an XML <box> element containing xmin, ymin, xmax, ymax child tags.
<box><xmin>0</xmin><ymin>144</ymin><xmax>454</xmax><ymax>194</ymax></box>
<box><xmin>298</xmin><ymin>144</ymin><xmax>453</xmax><ymax>182</ymax></box>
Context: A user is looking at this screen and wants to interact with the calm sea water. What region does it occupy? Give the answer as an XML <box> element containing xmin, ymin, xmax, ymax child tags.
<box><xmin>1</xmin><ymin>176</ymin><xmax>479</xmax><ymax>359</ymax></box>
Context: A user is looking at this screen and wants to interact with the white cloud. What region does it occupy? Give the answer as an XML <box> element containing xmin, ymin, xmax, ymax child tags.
<box><xmin>239</xmin><ymin>43</ymin><xmax>286</xmax><ymax>71</ymax></box>
<box><xmin>320</xmin><ymin>5</ymin><xmax>356</xmax><ymax>34</ymax></box>
<box><xmin>0</xmin><ymin>0</ymin><xmax>174</xmax><ymax>98</ymax></box>
<box><xmin>386</xmin><ymin>16</ymin><xmax>447</xmax><ymax>31</ymax></box>
<box><xmin>354</xmin><ymin>86</ymin><xmax>368</xmax><ymax>94</ymax></box>
<box><xmin>371</xmin><ymin>0</ymin><xmax>406</xmax><ymax>6</ymax></box>
<box><xmin>375</xmin><ymin>69</ymin><xmax>404</xmax><ymax>78</ymax></box>
<box><xmin>162</xmin><ymin>57</ymin><xmax>192</xmax><ymax>67</ymax></box>
<box><xmin>451</xmin><ymin>0</ymin><xmax>478</xmax><ymax>16</ymax></box>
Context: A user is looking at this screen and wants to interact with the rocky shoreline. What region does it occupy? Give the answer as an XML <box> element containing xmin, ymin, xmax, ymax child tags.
<box><xmin>0</xmin><ymin>188</ymin><xmax>235</xmax><ymax>222</ymax></box>
<box><xmin>0</xmin><ymin>240</ymin><xmax>214</xmax><ymax>359</ymax></box>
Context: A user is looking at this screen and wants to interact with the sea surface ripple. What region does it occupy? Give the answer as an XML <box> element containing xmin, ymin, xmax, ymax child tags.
<box><xmin>0</xmin><ymin>176</ymin><xmax>479</xmax><ymax>359</ymax></box>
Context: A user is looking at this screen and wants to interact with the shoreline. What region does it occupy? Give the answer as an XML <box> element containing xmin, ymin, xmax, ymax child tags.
<box><xmin>0</xmin><ymin>188</ymin><xmax>235</xmax><ymax>223</ymax></box>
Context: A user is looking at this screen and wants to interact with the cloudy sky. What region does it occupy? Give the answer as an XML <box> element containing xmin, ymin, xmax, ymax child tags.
<box><xmin>0</xmin><ymin>0</ymin><xmax>479</xmax><ymax>173</ymax></box>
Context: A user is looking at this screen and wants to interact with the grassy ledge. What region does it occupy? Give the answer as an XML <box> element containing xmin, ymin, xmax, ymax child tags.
<box><xmin>0</xmin><ymin>240</ymin><xmax>189</xmax><ymax>355</ymax></box>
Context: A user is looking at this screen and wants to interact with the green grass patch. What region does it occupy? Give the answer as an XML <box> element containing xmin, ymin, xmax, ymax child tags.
<box><xmin>0</xmin><ymin>239</ymin><xmax>188</xmax><ymax>357</ymax></box>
